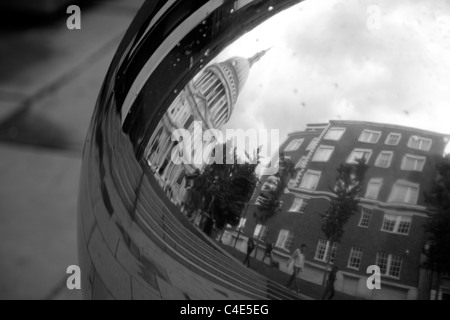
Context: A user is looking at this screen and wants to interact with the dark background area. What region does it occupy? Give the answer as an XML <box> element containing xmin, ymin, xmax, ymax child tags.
<box><xmin>0</xmin><ymin>0</ymin><xmax>144</xmax><ymax>300</ymax></box>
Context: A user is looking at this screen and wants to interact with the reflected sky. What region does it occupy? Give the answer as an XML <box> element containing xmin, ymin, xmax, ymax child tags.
<box><xmin>202</xmin><ymin>0</ymin><xmax>450</xmax><ymax>147</ymax></box>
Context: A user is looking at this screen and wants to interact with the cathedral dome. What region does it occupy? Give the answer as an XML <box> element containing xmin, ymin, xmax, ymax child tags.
<box><xmin>218</xmin><ymin>56</ymin><xmax>251</xmax><ymax>102</ymax></box>
<box><xmin>203</xmin><ymin>49</ymin><xmax>269</xmax><ymax>124</ymax></box>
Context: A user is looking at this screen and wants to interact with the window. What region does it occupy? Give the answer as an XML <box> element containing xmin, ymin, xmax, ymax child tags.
<box><xmin>306</xmin><ymin>138</ymin><xmax>319</xmax><ymax>151</ymax></box>
<box><xmin>348</xmin><ymin>247</ymin><xmax>363</xmax><ymax>270</ymax></box>
<box><xmin>255</xmin><ymin>196</ymin><xmax>282</xmax><ymax>210</ymax></box>
<box><xmin>408</xmin><ymin>136</ymin><xmax>432</xmax><ymax>151</ymax></box>
<box><xmin>385</xmin><ymin>133</ymin><xmax>401</xmax><ymax>146</ymax></box>
<box><xmin>312</xmin><ymin>145</ymin><xmax>335</xmax><ymax>162</ymax></box>
<box><xmin>289</xmin><ymin>197</ymin><xmax>308</xmax><ymax>213</ymax></box>
<box><xmin>261</xmin><ymin>176</ymin><xmax>279</xmax><ymax>192</ymax></box>
<box><xmin>324</xmin><ymin>127</ymin><xmax>346</xmax><ymax>141</ymax></box>
<box><xmin>285</xmin><ymin>138</ymin><xmax>304</xmax><ymax>152</ymax></box>
<box><xmin>365</xmin><ymin>178</ymin><xmax>383</xmax><ymax>200</ymax></box>
<box><xmin>358</xmin><ymin>208</ymin><xmax>372</xmax><ymax>228</ymax></box>
<box><xmin>253</xmin><ymin>224</ymin><xmax>268</xmax><ymax>240</ymax></box>
<box><xmin>236</xmin><ymin>218</ymin><xmax>246</xmax><ymax>231</ymax></box>
<box><xmin>375</xmin><ymin>151</ymin><xmax>393</xmax><ymax>168</ymax></box>
<box><xmin>381</xmin><ymin>214</ymin><xmax>412</xmax><ymax>235</ymax></box>
<box><xmin>315</xmin><ymin>239</ymin><xmax>338</xmax><ymax>263</ymax></box>
<box><xmin>359</xmin><ymin>130</ymin><xmax>382</xmax><ymax>144</ymax></box>
<box><xmin>376</xmin><ymin>253</ymin><xmax>403</xmax><ymax>278</ymax></box>
<box><xmin>299</xmin><ymin>170</ymin><xmax>321</xmax><ymax>190</ymax></box>
<box><xmin>388</xmin><ymin>180</ymin><xmax>420</xmax><ymax>205</ymax></box>
<box><xmin>347</xmin><ymin>149</ymin><xmax>372</xmax><ymax>164</ymax></box>
<box><xmin>275</xmin><ymin>230</ymin><xmax>294</xmax><ymax>250</ymax></box>
<box><xmin>401</xmin><ymin>154</ymin><xmax>426</xmax><ymax>172</ymax></box>
<box><xmin>183</xmin><ymin>115</ymin><xmax>194</xmax><ymax>129</ymax></box>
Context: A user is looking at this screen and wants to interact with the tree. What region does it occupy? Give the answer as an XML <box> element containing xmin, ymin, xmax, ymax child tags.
<box><xmin>424</xmin><ymin>156</ymin><xmax>450</xmax><ymax>299</ymax></box>
<box><xmin>187</xmin><ymin>142</ymin><xmax>260</xmax><ymax>236</ymax></box>
<box><xmin>253</xmin><ymin>153</ymin><xmax>298</xmax><ymax>257</ymax></box>
<box><xmin>320</xmin><ymin>158</ymin><xmax>368</xmax><ymax>285</ymax></box>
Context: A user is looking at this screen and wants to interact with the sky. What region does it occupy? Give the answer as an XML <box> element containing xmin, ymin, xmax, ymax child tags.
<box><xmin>205</xmin><ymin>0</ymin><xmax>450</xmax><ymax>154</ymax></box>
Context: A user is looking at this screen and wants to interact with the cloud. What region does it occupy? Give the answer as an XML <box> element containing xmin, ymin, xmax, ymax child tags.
<box><xmin>204</xmin><ymin>0</ymin><xmax>450</xmax><ymax>146</ymax></box>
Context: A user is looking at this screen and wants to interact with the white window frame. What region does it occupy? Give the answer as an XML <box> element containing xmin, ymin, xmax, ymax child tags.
<box><xmin>284</xmin><ymin>138</ymin><xmax>304</xmax><ymax>152</ymax></box>
<box><xmin>376</xmin><ymin>253</ymin><xmax>403</xmax><ymax>279</ymax></box>
<box><xmin>365</xmin><ymin>178</ymin><xmax>383</xmax><ymax>200</ymax></box>
<box><xmin>407</xmin><ymin>136</ymin><xmax>432</xmax><ymax>152</ymax></box>
<box><xmin>358</xmin><ymin>208</ymin><xmax>372</xmax><ymax>228</ymax></box>
<box><xmin>388</xmin><ymin>180</ymin><xmax>420</xmax><ymax>205</ymax></box>
<box><xmin>312</xmin><ymin>145</ymin><xmax>335</xmax><ymax>162</ymax></box>
<box><xmin>306</xmin><ymin>138</ymin><xmax>319</xmax><ymax>151</ymax></box>
<box><xmin>359</xmin><ymin>129</ymin><xmax>382</xmax><ymax>144</ymax></box>
<box><xmin>324</xmin><ymin>127</ymin><xmax>346</xmax><ymax>141</ymax></box>
<box><xmin>347</xmin><ymin>148</ymin><xmax>373</xmax><ymax>164</ymax></box>
<box><xmin>288</xmin><ymin>197</ymin><xmax>308</xmax><ymax>213</ymax></box>
<box><xmin>381</xmin><ymin>214</ymin><xmax>412</xmax><ymax>235</ymax></box>
<box><xmin>375</xmin><ymin>151</ymin><xmax>394</xmax><ymax>168</ymax></box>
<box><xmin>314</xmin><ymin>239</ymin><xmax>338</xmax><ymax>263</ymax></box>
<box><xmin>299</xmin><ymin>170</ymin><xmax>321</xmax><ymax>191</ymax></box>
<box><xmin>255</xmin><ymin>196</ymin><xmax>264</xmax><ymax>205</ymax></box>
<box><xmin>253</xmin><ymin>224</ymin><xmax>268</xmax><ymax>240</ymax></box>
<box><xmin>348</xmin><ymin>247</ymin><xmax>363</xmax><ymax>270</ymax></box>
<box><xmin>385</xmin><ymin>133</ymin><xmax>402</xmax><ymax>146</ymax></box>
<box><xmin>275</xmin><ymin>229</ymin><xmax>294</xmax><ymax>250</ymax></box>
<box><xmin>401</xmin><ymin>154</ymin><xmax>426</xmax><ymax>172</ymax></box>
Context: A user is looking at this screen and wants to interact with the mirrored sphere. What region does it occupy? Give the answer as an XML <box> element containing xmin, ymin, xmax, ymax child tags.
<box><xmin>78</xmin><ymin>0</ymin><xmax>450</xmax><ymax>300</ymax></box>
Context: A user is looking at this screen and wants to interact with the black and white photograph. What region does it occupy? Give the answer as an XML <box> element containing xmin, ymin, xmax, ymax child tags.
<box><xmin>0</xmin><ymin>0</ymin><xmax>449</xmax><ymax>303</ymax></box>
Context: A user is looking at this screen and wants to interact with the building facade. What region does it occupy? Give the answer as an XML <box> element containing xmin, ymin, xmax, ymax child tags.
<box><xmin>144</xmin><ymin>50</ymin><xmax>268</xmax><ymax>204</ymax></box>
<box><xmin>228</xmin><ymin>120</ymin><xmax>450</xmax><ymax>300</ymax></box>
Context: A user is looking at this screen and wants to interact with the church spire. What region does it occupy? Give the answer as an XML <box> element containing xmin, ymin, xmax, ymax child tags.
<box><xmin>249</xmin><ymin>47</ymin><xmax>271</xmax><ymax>67</ymax></box>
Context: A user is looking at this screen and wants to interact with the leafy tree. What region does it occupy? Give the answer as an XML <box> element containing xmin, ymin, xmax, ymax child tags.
<box><xmin>424</xmin><ymin>156</ymin><xmax>450</xmax><ymax>299</ymax></box>
<box><xmin>186</xmin><ymin>142</ymin><xmax>260</xmax><ymax>236</ymax></box>
<box><xmin>320</xmin><ymin>158</ymin><xmax>368</xmax><ymax>285</ymax></box>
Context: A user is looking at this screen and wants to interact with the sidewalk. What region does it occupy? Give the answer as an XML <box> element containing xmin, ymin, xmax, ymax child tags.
<box><xmin>219</xmin><ymin>244</ymin><xmax>364</xmax><ymax>300</ymax></box>
<box><xmin>0</xmin><ymin>0</ymin><xmax>144</xmax><ymax>299</ymax></box>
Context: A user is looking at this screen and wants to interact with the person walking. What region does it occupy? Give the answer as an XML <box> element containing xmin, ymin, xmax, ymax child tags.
<box><xmin>286</xmin><ymin>244</ymin><xmax>306</xmax><ymax>293</ymax></box>
<box><xmin>262</xmin><ymin>242</ymin><xmax>274</xmax><ymax>265</ymax></box>
<box><xmin>322</xmin><ymin>266</ymin><xmax>339</xmax><ymax>300</ymax></box>
<box><xmin>243</xmin><ymin>237</ymin><xmax>255</xmax><ymax>267</ymax></box>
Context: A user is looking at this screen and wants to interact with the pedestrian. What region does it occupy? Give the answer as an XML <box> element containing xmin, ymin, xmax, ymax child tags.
<box><xmin>262</xmin><ymin>242</ymin><xmax>274</xmax><ymax>265</ymax></box>
<box><xmin>286</xmin><ymin>244</ymin><xmax>306</xmax><ymax>293</ymax></box>
<box><xmin>243</xmin><ymin>237</ymin><xmax>255</xmax><ymax>267</ymax></box>
<box><xmin>322</xmin><ymin>266</ymin><xmax>339</xmax><ymax>300</ymax></box>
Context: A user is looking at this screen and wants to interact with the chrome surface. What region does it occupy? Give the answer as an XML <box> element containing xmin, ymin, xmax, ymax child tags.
<box><xmin>78</xmin><ymin>0</ymin><xmax>450</xmax><ymax>300</ymax></box>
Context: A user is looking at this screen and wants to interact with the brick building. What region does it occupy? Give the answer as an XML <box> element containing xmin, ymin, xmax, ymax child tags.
<box><xmin>224</xmin><ymin>120</ymin><xmax>450</xmax><ymax>299</ymax></box>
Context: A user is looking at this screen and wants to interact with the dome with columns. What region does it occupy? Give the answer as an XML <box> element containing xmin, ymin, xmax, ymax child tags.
<box><xmin>204</xmin><ymin>49</ymin><xmax>270</xmax><ymax>123</ymax></box>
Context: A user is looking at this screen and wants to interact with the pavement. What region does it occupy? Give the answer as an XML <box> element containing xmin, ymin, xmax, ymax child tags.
<box><xmin>219</xmin><ymin>243</ymin><xmax>363</xmax><ymax>300</ymax></box>
<box><xmin>0</xmin><ymin>0</ymin><xmax>145</xmax><ymax>300</ymax></box>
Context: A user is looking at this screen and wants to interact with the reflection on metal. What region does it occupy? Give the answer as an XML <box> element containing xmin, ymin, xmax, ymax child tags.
<box><xmin>78</xmin><ymin>0</ymin><xmax>450</xmax><ymax>300</ymax></box>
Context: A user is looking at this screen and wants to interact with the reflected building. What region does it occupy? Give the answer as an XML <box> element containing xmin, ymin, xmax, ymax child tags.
<box><xmin>145</xmin><ymin>50</ymin><xmax>268</xmax><ymax>204</ymax></box>
<box><xmin>227</xmin><ymin>120</ymin><xmax>450</xmax><ymax>300</ymax></box>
